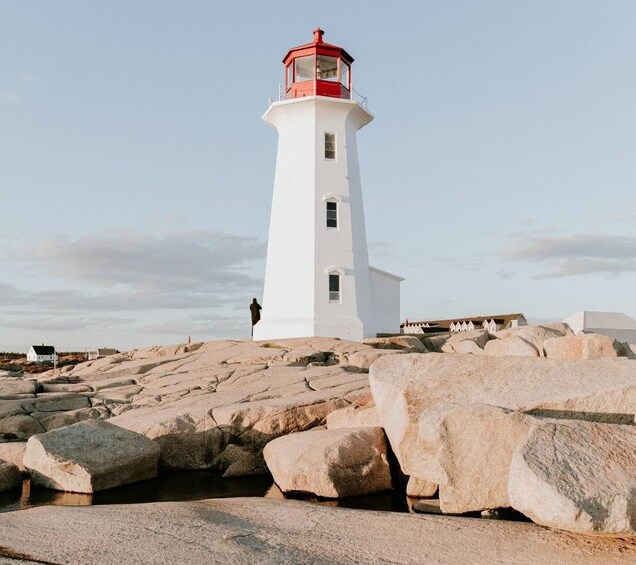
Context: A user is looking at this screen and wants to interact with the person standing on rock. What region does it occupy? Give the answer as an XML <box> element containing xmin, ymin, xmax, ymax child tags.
<box><xmin>250</xmin><ymin>298</ymin><xmax>262</xmax><ymax>337</ymax></box>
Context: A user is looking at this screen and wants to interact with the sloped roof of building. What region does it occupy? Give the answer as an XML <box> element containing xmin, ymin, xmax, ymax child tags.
<box><xmin>31</xmin><ymin>345</ymin><xmax>55</xmax><ymax>355</ymax></box>
<box><xmin>402</xmin><ymin>313</ymin><xmax>525</xmax><ymax>329</ymax></box>
<box><xmin>563</xmin><ymin>311</ymin><xmax>636</xmax><ymax>331</ymax></box>
<box><xmin>369</xmin><ymin>266</ymin><xmax>404</xmax><ymax>282</ymax></box>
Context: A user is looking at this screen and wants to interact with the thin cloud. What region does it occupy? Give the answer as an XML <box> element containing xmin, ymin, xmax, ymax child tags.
<box><xmin>0</xmin><ymin>72</ymin><xmax>38</xmax><ymax>104</ymax></box>
<box><xmin>8</xmin><ymin>315</ymin><xmax>136</xmax><ymax>332</ymax></box>
<box><xmin>501</xmin><ymin>233</ymin><xmax>636</xmax><ymax>279</ymax></box>
<box><xmin>0</xmin><ymin>230</ymin><xmax>266</xmax><ymax>341</ymax></box>
<box><xmin>18</xmin><ymin>229</ymin><xmax>265</xmax><ymax>293</ymax></box>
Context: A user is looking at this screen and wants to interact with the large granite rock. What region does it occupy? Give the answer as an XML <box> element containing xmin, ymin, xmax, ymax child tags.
<box><xmin>263</xmin><ymin>427</ymin><xmax>392</xmax><ymax>498</ymax></box>
<box><xmin>369</xmin><ymin>353</ymin><xmax>636</xmax><ymax>484</ymax></box>
<box><xmin>24</xmin><ymin>420</ymin><xmax>160</xmax><ymax>493</ymax></box>
<box><xmin>508</xmin><ymin>419</ymin><xmax>636</xmax><ymax>536</ymax></box>
<box><xmin>0</xmin><ymin>459</ymin><xmax>22</xmax><ymax>492</ymax></box>
<box><xmin>492</xmin><ymin>325</ymin><xmax>569</xmax><ymax>356</ymax></box>
<box><xmin>543</xmin><ymin>333</ymin><xmax>626</xmax><ymax>360</ymax></box>
<box><xmin>483</xmin><ymin>336</ymin><xmax>539</xmax><ymax>357</ymax></box>
<box><xmin>435</xmin><ymin>405</ymin><xmax>534</xmax><ymax>513</ymax></box>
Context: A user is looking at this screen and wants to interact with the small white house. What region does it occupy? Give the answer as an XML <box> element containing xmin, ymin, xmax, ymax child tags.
<box><xmin>26</xmin><ymin>345</ymin><xmax>57</xmax><ymax>364</ymax></box>
<box><xmin>562</xmin><ymin>311</ymin><xmax>636</xmax><ymax>345</ymax></box>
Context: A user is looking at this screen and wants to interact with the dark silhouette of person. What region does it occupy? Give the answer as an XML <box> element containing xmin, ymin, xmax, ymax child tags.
<box><xmin>250</xmin><ymin>298</ymin><xmax>262</xmax><ymax>336</ymax></box>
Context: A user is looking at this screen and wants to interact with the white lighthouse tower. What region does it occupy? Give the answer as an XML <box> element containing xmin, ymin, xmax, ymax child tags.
<box><xmin>254</xmin><ymin>29</ymin><xmax>402</xmax><ymax>342</ymax></box>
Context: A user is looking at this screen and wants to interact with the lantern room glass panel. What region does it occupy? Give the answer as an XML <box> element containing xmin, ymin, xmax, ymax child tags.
<box><xmin>294</xmin><ymin>55</ymin><xmax>315</xmax><ymax>82</ymax></box>
<box><xmin>286</xmin><ymin>63</ymin><xmax>293</xmax><ymax>90</ymax></box>
<box><xmin>317</xmin><ymin>55</ymin><xmax>338</xmax><ymax>81</ymax></box>
<box><xmin>340</xmin><ymin>62</ymin><xmax>350</xmax><ymax>89</ymax></box>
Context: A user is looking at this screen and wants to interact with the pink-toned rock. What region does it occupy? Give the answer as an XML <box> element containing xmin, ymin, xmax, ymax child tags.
<box><xmin>264</xmin><ymin>427</ymin><xmax>391</xmax><ymax>498</ymax></box>
<box><xmin>406</xmin><ymin>476</ymin><xmax>438</xmax><ymax>498</ymax></box>
<box><xmin>24</xmin><ymin>420</ymin><xmax>160</xmax><ymax>493</ymax></box>
<box><xmin>370</xmin><ymin>353</ymin><xmax>636</xmax><ymax>487</ymax></box>
<box><xmin>484</xmin><ymin>336</ymin><xmax>539</xmax><ymax>357</ymax></box>
<box><xmin>493</xmin><ymin>325</ymin><xmax>568</xmax><ymax>356</ymax></box>
<box><xmin>327</xmin><ymin>394</ymin><xmax>381</xmax><ymax>429</ymax></box>
<box><xmin>509</xmin><ymin>419</ymin><xmax>636</xmax><ymax>536</ymax></box>
<box><xmin>440</xmin><ymin>330</ymin><xmax>490</xmax><ymax>354</ymax></box>
<box><xmin>543</xmin><ymin>333</ymin><xmax>626</xmax><ymax>359</ymax></box>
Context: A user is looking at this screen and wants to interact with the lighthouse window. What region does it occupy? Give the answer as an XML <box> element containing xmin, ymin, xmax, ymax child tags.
<box><xmin>324</xmin><ymin>133</ymin><xmax>336</xmax><ymax>159</ymax></box>
<box><xmin>326</xmin><ymin>201</ymin><xmax>338</xmax><ymax>228</ymax></box>
<box><xmin>329</xmin><ymin>273</ymin><xmax>341</xmax><ymax>302</ymax></box>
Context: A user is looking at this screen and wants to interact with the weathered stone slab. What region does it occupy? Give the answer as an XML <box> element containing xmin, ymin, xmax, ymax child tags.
<box><xmin>264</xmin><ymin>427</ymin><xmax>392</xmax><ymax>498</ymax></box>
<box><xmin>39</xmin><ymin>406</ymin><xmax>109</xmax><ymax>431</ymax></box>
<box><xmin>32</xmin><ymin>393</ymin><xmax>91</xmax><ymax>413</ymax></box>
<box><xmin>0</xmin><ymin>378</ymin><xmax>37</xmax><ymax>395</ymax></box>
<box><xmin>94</xmin><ymin>385</ymin><xmax>144</xmax><ymax>403</ymax></box>
<box><xmin>0</xmin><ymin>497</ymin><xmax>634</xmax><ymax>565</ymax></box>
<box><xmin>0</xmin><ymin>414</ymin><xmax>45</xmax><ymax>438</ymax></box>
<box><xmin>24</xmin><ymin>420</ymin><xmax>160</xmax><ymax>493</ymax></box>
<box><xmin>508</xmin><ymin>419</ymin><xmax>636</xmax><ymax>536</ymax></box>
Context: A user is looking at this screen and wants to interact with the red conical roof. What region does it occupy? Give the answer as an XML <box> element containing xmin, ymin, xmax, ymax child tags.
<box><xmin>282</xmin><ymin>28</ymin><xmax>354</xmax><ymax>66</ymax></box>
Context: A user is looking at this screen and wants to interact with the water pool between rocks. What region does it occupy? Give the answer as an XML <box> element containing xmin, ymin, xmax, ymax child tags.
<box><xmin>0</xmin><ymin>471</ymin><xmax>410</xmax><ymax>514</ymax></box>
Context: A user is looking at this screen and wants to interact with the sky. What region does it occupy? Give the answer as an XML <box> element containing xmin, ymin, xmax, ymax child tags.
<box><xmin>1</xmin><ymin>1</ymin><xmax>635</xmax><ymax>352</ymax></box>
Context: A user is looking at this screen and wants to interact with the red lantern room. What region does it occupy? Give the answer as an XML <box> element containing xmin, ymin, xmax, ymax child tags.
<box><xmin>283</xmin><ymin>29</ymin><xmax>353</xmax><ymax>100</ymax></box>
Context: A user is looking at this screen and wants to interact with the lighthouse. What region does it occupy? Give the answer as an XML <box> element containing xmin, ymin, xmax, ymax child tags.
<box><xmin>254</xmin><ymin>29</ymin><xmax>403</xmax><ymax>342</ymax></box>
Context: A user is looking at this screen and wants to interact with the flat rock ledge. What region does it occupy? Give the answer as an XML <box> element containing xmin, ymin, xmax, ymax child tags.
<box><xmin>0</xmin><ymin>498</ymin><xmax>634</xmax><ymax>565</ymax></box>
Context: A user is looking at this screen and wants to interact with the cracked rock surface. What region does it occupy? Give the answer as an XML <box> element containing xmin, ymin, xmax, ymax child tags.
<box><xmin>0</xmin><ymin>497</ymin><xmax>634</xmax><ymax>564</ymax></box>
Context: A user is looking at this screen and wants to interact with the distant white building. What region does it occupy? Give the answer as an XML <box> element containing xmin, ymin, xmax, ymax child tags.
<box><xmin>403</xmin><ymin>313</ymin><xmax>527</xmax><ymax>334</ymax></box>
<box><xmin>26</xmin><ymin>345</ymin><xmax>57</xmax><ymax>364</ymax></box>
<box><xmin>87</xmin><ymin>348</ymin><xmax>119</xmax><ymax>361</ymax></box>
<box><xmin>562</xmin><ymin>311</ymin><xmax>636</xmax><ymax>344</ymax></box>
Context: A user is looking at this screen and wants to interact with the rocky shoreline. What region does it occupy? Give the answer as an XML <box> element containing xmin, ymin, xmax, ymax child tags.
<box><xmin>1</xmin><ymin>324</ymin><xmax>636</xmax><ymax>560</ymax></box>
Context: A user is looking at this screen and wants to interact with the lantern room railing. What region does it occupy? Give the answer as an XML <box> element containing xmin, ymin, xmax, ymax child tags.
<box><xmin>269</xmin><ymin>84</ymin><xmax>368</xmax><ymax>108</ymax></box>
